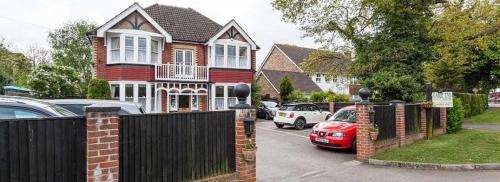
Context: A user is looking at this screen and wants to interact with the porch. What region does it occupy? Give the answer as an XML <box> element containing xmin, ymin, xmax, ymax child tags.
<box><xmin>153</xmin><ymin>82</ymin><xmax>209</xmax><ymax>113</ymax></box>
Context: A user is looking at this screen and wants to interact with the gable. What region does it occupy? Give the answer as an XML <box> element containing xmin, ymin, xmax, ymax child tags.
<box><xmin>216</xmin><ymin>27</ymin><xmax>248</xmax><ymax>42</ymax></box>
<box><xmin>261</xmin><ymin>46</ymin><xmax>301</xmax><ymax>72</ymax></box>
<box><xmin>111</xmin><ymin>11</ymin><xmax>161</xmax><ymax>34</ymax></box>
<box><xmin>206</xmin><ymin>20</ymin><xmax>258</xmax><ymax>50</ymax></box>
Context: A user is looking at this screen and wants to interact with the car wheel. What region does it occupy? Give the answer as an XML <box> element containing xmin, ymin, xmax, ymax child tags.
<box><xmin>265</xmin><ymin>113</ymin><xmax>271</xmax><ymax>120</ymax></box>
<box><xmin>325</xmin><ymin>114</ymin><xmax>332</xmax><ymax>120</ymax></box>
<box><xmin>294</xmin><ymin>118</ymin><xmax>306</xmax><ymax>130</ymax></box>
<box><xmin>275</xmin><ymin>123</ymin><xmax>284</xmax><ymax>128</ymax></box>
<box><xmin>351</xmin><ymin>139</ymin><xmax>357</xmax><ymax>154</ymax></box>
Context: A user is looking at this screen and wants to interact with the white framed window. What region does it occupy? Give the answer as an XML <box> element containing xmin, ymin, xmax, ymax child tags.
<box><xmin>151</xmin><ymin>40</ymin><xmax>159</xmax><ymax>64</ymax></box>
<box><xmin>138</xmin><ymin>37</ymin><xmax>147</xmax><ymax>63</ymax></box>
<box><xmin>110</xmin><ymin>37</ymin><xmax>120</xmax><ymax>62</ymax></box>
<box><xmin>316</xmin><ymin>73</ymin><xmax>321</xmax><ymax>82</ymax></box>
<box><xmin>138</xmin><ymin>84</ymin><xmax>146</xmax><ymax>109</ymax></box>
<box><xmin>174</xmin><ymin>49</ymin><xmax>194</xmax><ymax>76</ymax></box>
<box><xmin>125</xmin><ymin>84</ymin><xmax>134</xmax><ymax>102</ymax></box>
<box><xmin>227</xmin><ymin>86</ymin><xmax>237</xmax><ymax>108</ymax></box>
<box><xmin>239</xmin><ymin>47</ymin><xmax>248</xmax><ymax>68</ymax></box>
<box><xmin>191</xmin><ymin>95</ymin><xmax>199</xmax><ymax>110</ymax></box>
<box><xmin>110</xmin><ymin>84</ymin><xmax>120</xmax><ymax>100</ymax></box>
<box><xmin>215</xmin><ymin>44</ymin><xmax>224</xmax><ymax>67</ymax></box>
<box><xmin>212</xmin><ymin>84</ymin><xmax>250</xmax><ymax>110</ymax></box>
<box><xmin>215</xmin><ymin>86</ymin><xmax>224</xmax><ymax>110</ymax></box>
<box><xmin>169</xmin><ymin>95</ymin><xmax>177</xmax><ymax>112</ymax></box>
<box><xmin>212</xmin><ymin>40</ymin><xmax>250</xmax><ymax>69</ymax></box>
<box><xmin>107</xmin><ymin>34</ymin><xmax>162</xmax><ymax>65</ymax></box>
<box><xmin>227</xmin><ymin>45</ymin><xmax>236</xmax><ymax>68</ymax></box>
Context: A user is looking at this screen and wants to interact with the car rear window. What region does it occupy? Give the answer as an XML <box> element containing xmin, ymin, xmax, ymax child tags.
<box><xmin>279</xmin><ymin>105</ymin><xmax>296</xmax><ymax>111</ymax></box>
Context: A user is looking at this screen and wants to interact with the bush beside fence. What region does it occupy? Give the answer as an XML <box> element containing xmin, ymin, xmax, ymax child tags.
<box><xmin>453</xmin><ymin>93</ymin><xmax>488</xmax><ymax>118</ymax></box>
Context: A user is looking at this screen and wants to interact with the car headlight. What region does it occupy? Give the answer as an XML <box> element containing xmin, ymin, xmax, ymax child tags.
<box><xmin>330</xmin><ymin>132</ymin><xmax>344</xmax><ymax>137</ymax></box>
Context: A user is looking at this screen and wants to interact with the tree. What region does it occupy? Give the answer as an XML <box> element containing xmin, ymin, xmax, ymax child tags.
<box><xmin>273</xmin><ymin>0</ymin><xmax>439</xmax><ymax>101</ymax></box>
<box><xmin>300</xmin><ymin>50</ymin><xmax>352</xmax><ymax>80</ymax></box>
<box><xmin>0</xmin><ymin>71</ymin><xmax>12</xmax><ymax>94</ymax></box>
<box><xmin>279</xmin><ymin>76</ymin><xmax>294</xmax><ymax>103</ymax></box>
<box><xmin>87</xmin><ymin>79</ymin><xmax>112</xmax><ymax>99</ymax></box>
<box><xmin>0</xmin><ymin>39</ymin><xmax>32</xmax><ymax>87</ymax></box>
<box><xmin>48</xmin><ymin>20</ymin><xmax>97</xmax><ymax>97</ymax></box>
<box><xmin>424</xmin><ymin>0</ymin><xmax>499</xmax><ymax>93</ymax></box>
<box><xmin>24</xmin><ymin>44</ymin><xmax>51</xmax><ymax>68</ymax></box>
<box><xmin>251</xmin><ymin>83</ymin><xmax>262</xmax><ymax>107</ymax></box>
<box><xmin>27</xmin><ymin>64</ymin><xmax>81</xmax><ymax>98</ymax></box>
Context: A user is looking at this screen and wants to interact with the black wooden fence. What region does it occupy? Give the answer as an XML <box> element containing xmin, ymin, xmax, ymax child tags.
<box><xmin>404</xmin><ymin>104</ymin><xmax>421</xmax><ymax>134</ymax></box>
<box><xmin>314</xmin><ymin>103</ymin><xmax>330</xmax><ymax>112</ymax></box>
<box><xmin>432</xmin><ymin>108</ymin><xmax>442</xmax><ymax>129</ymax></box>
<box><xmin>119</xmin><ymin>110</ymin><xmax>236</xmax><ymax>182</ymax></box>
<box><xmin>0</xmin><ymin>117</ymin><xmax>87</xmax><ymax>182</ymax></box>
<box><xmin>373</xmin><ymin>105</ymin><xmax>396</xmax><ymax>140</ymax></box>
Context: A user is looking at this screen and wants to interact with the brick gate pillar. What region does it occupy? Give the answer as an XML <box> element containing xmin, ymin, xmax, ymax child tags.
<box><xmin>85</xmin><ymin>105</ymin><xmax>120</xmax><ymax>182</ymax></box>
<box><xmin>230</xmin><ymin>83</ymin><xmax>256</xmax><ymax>182</ymax></box>
<box><xmin>420</xmin><ymin>104</ymin><xmax>427</xmax><ymax>137</ymax></box>
<box><xmin>329</xmin><ymin>102</ymin><xmax>335</xmax><ymax>114</ymax></box>
<box><xmin>392</xmin><ymin>101</ymin><xmax>406</xmax><ymax>147</ymax></box>
<box><xmin>355</xmin><ymin>103</ymin><xmax>375</xmax><ymax>161</ymax></box>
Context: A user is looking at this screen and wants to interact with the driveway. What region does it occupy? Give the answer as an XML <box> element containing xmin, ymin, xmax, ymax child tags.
<box><xmin>255</xmin><ymin>119</ymin><xmax>500</xmax><ymax>182</ymax></box>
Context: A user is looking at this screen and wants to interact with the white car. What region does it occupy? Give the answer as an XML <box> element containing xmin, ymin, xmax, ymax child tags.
<box><xmin>273</xmin><ymin>103</ymin><xmax>332</xmax><ymax>130</ymax></box>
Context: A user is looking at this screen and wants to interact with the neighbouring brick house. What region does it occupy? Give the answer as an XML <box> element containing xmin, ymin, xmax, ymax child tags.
<box><xmin>256</xmin><ymin>44</ymin><xmax>352</xmax><ymax>101</ymax></box>
<box><xmin>87</xmin><ymin>3</ymin><xmax>259</xmax><ymax>113</ymax></box>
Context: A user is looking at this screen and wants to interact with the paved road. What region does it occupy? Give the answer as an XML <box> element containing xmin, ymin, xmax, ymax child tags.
<box><xmin>255</xmin><ymin>119</ymin><xmax>500</xmax><ymax>182</ymax></box>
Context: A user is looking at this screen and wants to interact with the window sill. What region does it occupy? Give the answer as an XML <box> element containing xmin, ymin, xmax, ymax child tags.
<box><xmin>210</xmin><ymin>67</ymin><xmax>252</xmax><ymax>70</ymax></box>
<box><xmin>107</xmin><ymin>62</ymin><xmax>156</xmax><ymax>67</ymax></box>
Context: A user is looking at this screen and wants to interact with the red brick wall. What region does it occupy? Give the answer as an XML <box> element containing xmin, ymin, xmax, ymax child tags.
<box><xmin>92</xmin><ymin>37</ymin><xmax>107</xmax><ymax>79</ymax></box>
<box><xmin>235</xmin><ymin>109</ymin><xmax>256</xmax><ymax>182</ymax></box>
<box><xmin>86</xmin><ymin>111</ymin><xmax>119</xmax><ymax>182</ymax></box>
<box><xmin>103</xmin><ymin>65</ymin><xmax>154</xmax><ymax>81</ymax></box>
<box><xmin>210</xmin><ymin>69</ymin><xmax>253</xmax><ymax>83</ymax></box>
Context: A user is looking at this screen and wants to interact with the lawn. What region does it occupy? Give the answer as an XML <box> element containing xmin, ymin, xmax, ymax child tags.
<box><xmin>374</xmin><ymin>129</ymin><xmax>500</xmax><ymax>164</ymax></box>
<box><xmin>463</xmin><ymin>108</ymin><xmax>500</xmax><ymax>124</ymax></box>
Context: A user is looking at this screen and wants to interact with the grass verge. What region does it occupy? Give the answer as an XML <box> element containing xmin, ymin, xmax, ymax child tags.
<box><xmin>463</xmin><ymin>108</ymin><xmax>500</xmax><ymax>124</ymax></box>
<box><xmin>374</xmin><ymin>129</ymin><xmax>500</xmax><ymax>164</ymax></box>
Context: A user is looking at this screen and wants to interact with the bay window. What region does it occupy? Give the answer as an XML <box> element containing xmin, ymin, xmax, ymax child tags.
<box><xmin>125</xmin><ymin>84</ymin><xmax>134</xmax><ymax>102</ymax></box>
<box><xmin>213</xmin><ymin>84</ymin><xmax>249</xmax><ymax>110</ymax></box>
<box><xmin>227</xmin><ymin>86</ymin><xmax>237</xmax><ymax>108</ymax></box>
<box><xmin>107</xmin><ymin>34</ymin><xmax>162</xmax><ymax>64</ymax></box>
<box><xmin>138</xmin><ymin>84</ymin><xmax>146</xmax><ymax>109</ymax></box>
<box><xmin>212</xmin><ymin>43</ymin><xmax>250</xmax><ymax>69</ymax></box>
<box><xmin>110</xmin><ymin>84</ymin><xmax>119</xmax><ymax>100</ymax></box>
<box><xmin>109</xmin><ymin>82</ymin><xmax>154</xmax><ymax>113</ymax></box>
<box><xmin>215</xmin><ymin>86</ymin><xmax>224</xmax><ymax>110</ymax></box>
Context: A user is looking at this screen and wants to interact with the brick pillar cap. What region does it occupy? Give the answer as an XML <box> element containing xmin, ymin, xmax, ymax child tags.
<box><xmin>84</xmin><ymin>104</ymin><xmax>121</xmax><ymax>112</ymax></box>
<box><xmin>389</xmin><ymin>100</ymin><xmax>405</xmax><ymax>105</ymax></box>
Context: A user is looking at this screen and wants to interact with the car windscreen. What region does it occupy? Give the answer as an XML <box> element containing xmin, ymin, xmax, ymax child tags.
<box><xmin>328</xmin><ymin>109</ymin><xmax>356</xmax><ymax>122</ymax></box>
<box><xmin>263</xmin><ymin>102</ymin><xmax>277</xmax><ymax>108</ymax></box>
<box><xmin>279</xmin><ymin>105</ymin><xmax>296</xmax><ymax>111</ymax></box>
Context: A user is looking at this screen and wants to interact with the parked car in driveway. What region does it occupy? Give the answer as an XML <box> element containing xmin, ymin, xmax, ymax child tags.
<box><xmin>273</xmin><ymin>103</ymin><xmax>332</xmax><ymax>129</ymax></box>
<box><xmin>309</xmin><ymin>106</ymin><xmax>357</xmax><ymax>153</ymax></box>
<box><xmin>44</xmin><ymin>99</ymin><xmax>144</xmax><ymax>115</ymax></box>
<box><xmin>257</xmin><ymin>101</ymin><xmax>279</xmax><ymax>120</ymax></box>
<box><xmin>0</xmin><ymin>96</ymin><xmax>77</xmax><ymax>119</ymax></box>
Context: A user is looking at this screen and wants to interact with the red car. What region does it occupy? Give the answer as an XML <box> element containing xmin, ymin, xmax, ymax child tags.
<box><xmin>309</xmin><ymin>106</ymin><xmax>357</xmax><ymax>153</ymax></box>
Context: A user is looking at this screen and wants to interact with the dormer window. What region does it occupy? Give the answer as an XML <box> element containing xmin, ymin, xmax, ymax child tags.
<box><xmin>107</xmin><ymin>33</ymin><xmax>162</xmax><ymax>65</ymax></box>
<box><xmin>212</xmin><ymin>41</ymin><xmax>250</xmax><ymax>69</ymax></box>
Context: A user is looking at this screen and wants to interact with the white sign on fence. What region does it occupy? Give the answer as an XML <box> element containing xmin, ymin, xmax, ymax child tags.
<box><xmin>432</xmin><ymin>92</ymin><xmax>453</xmax><ymax>108</ymax></box>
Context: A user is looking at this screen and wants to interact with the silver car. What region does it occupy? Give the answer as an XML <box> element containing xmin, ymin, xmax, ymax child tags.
<box><xmin>0</xmin><ymin>96</ymin><xmax>77</xmax><ymax>119</ymax></box>
<box><xmin>45</xmin><ymin>99</ymin><xmax>144</xmax><ymax>115</ymax></box>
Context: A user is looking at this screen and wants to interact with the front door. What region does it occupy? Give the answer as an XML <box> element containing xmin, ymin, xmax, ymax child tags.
<box><xmin>175</xmin><ymin>49</ymin><xmax>193</xmax><ymax>78</ymax></box>
<box><xmin>177</xmin><ymin>95</ymin><xmax>190</xmax><ymax>112</ymax></box>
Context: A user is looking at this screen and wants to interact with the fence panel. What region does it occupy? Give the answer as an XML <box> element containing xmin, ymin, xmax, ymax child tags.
<box><xmin>314</xmin><ymin>103</ymin><xmax>330</xmax><ymax>112</ymax></box>
<box><xmin>119</xmin><ymin>110</ymin><xmax>236</xmax><ymax>182</ymax></box>
<box><xmin>374</xmin><ymin>105</ymin><xmax>396</xmax><ymax>140</ymax></box>
<box><xmin>0</xmin><ymin>117</ymin><xmax>87</xmax><ymax>182</ymax></box>
<box><xmin>432</xmin><ymin>108</ymin><xmax>441</xmax><ymax>129</ymax></box>
<box><xmin>404</xmin><ymin>104</ymin><xmax>421</xmax><ymax>134</ymax></box>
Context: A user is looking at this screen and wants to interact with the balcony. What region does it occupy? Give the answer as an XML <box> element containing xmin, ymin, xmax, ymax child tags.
<box><xmin>155</xmin><ymin>64</ymin><xmax>208</xmax><ymax>81</ymax></box>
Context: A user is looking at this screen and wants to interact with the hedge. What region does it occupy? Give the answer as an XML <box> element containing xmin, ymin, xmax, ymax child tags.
<box><xmin>453</xmin><ymin>93</ymin><xmax>488</xmax><ymax>118</ymax></box>
<box><xmin>87</xmin><ymin>79</ymin><xmax>111</xmax><ymax>100</ymax></box>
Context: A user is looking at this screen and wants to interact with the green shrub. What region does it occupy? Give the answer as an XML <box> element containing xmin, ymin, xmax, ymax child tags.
<box><xmin>447</xmin><ymin>97</ymin><xmax>465</xmax><ymax>134</ymax></box>
<box><xmin>453</xmin><ymin>93</ymin><xmax>488</xmax><ymax>118</ymax></box>
<box><xmin>288</xmin><ymin>90</ymin><xmax>309</xmax><ymax>102</ymax></box>
<box><xmin>86</xmin><ymin>79</ymin><xmax>111</xmax><ymax>100</ymax></box>
<box><xmin>310</xmin><ymin>91</ymin><xmax>329</xmax><ymax>102</ymax></box>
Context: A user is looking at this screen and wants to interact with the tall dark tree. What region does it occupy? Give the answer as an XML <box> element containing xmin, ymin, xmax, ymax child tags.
<box><xmin>273</xmin><ymin>0</ymin><xmax>440</xmax><ymax>101</ymax></box>
<box><xmin>48</xmin><ymin>20</ymin><xmax>96</xmax><ymax>96</ymax></box>
<box><xmin>279</xmin><ymin>76</ymin><xmax>294</xmax><ymax>103</ymax></box>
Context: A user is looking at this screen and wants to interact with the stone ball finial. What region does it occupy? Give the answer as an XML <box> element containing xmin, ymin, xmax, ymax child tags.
<box><xmin>358</xmin><ymin>88</ymin><xmax>370</xmax><ymax>102</ymax></box>
<box><xmin>234</xmin><ymin>83</ymin><xmax>250</xmax><ymax>104</ymax></box>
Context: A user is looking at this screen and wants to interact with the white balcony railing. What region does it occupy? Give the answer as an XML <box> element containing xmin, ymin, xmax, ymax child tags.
<box><xmin>155</xmin><ymin>64</ymin><xmax>208</xmax><ymax>81</ymax></box>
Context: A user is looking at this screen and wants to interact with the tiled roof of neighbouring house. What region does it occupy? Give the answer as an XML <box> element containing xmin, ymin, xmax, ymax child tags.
<box><xmin>144</xmin><ymin>4</ymin><xmax>223</xmax><ymax>43</ymax></box>
<box><xmin>275</xmin><ymin>44</ymin><xmax>317</xmax><ymax>65</ymax></box>
<box><xmin>262</xmin><ymin>70</ymin><xmax>321</xmax><ymax>94</ymax></box>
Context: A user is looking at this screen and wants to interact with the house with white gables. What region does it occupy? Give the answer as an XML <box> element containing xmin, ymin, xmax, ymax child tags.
<box><xmin>87</xmin><ymin>3</ymin><xmax>259</xmax><ymax>113</ymax></box>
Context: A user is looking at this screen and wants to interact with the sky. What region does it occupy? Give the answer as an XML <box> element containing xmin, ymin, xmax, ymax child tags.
<box><xmin>0</xmin><ymin>0</ymin><xmax>320</xmax><ymax>67</ymax></box>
